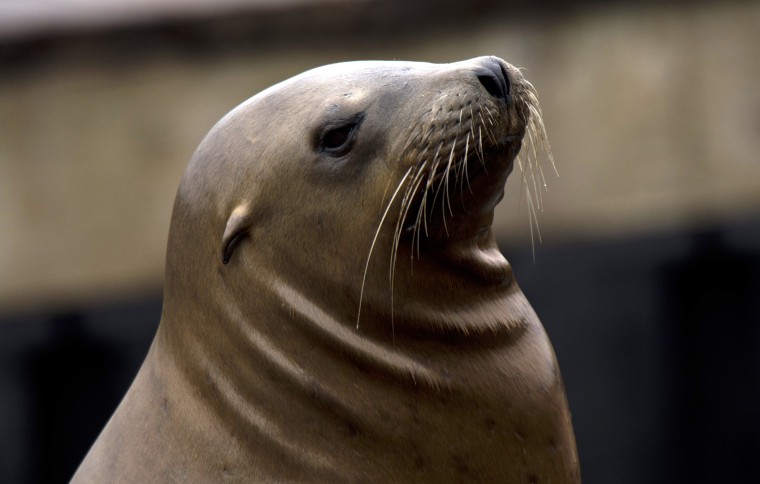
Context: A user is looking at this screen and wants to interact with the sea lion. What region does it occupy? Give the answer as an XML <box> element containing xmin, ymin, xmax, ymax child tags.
<box><xmin>72</xmin><ymin>56</ymin><xmax>580</xmax><ymax>483</ymax></box>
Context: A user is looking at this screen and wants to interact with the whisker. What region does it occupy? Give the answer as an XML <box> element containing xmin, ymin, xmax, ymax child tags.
<box><xmin>389</xmin><ymin>167</ymin><xmax>428</xmax><ymax>335</ymax></box>
<box><xmin>444</xmin><ymin>136</ymin><xmax>459</xmax><ymax>217</ymax></box>
<box><xmin>478</xmin><ymin>126</ymin><xmax>485</xmax><ymax>164</ymax></box>
<box><xmin>507</xmin><ymin>77</ymin><xmax>556</xmax><ymax>262</ymax></box>
<box><xmin>357</xmin><ymin>165</ymin><xmax>414</xmax><ymax>329</ymax></box>
<box><xmin>397</xmin><ymin>165</ymin><xmax>429</xmax><ymax>264</ymax></box>
<box><xmin>462</xmin><ymin>132</ymin><xmax>474</xmax><ymax>194</ymax></box>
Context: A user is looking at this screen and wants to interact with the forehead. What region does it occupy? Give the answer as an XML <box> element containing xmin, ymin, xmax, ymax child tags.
<box><xmin>300</xmin><ymin>60</ymin><xmax>439</xmax><ymax>79</ymax></box>
<box><xmin>256</xmin><ymin>60</ymin><xmax>443</xmax><ymax>99</ymax></box>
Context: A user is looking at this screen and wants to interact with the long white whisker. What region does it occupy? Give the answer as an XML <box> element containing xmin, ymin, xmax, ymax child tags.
<box><xmin>357</xmin><ymin>165</ymin><xmax>414</xmax><ymax>329</ymax></box>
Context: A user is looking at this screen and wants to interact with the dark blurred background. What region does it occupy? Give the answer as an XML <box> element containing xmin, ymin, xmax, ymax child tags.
<box><xmin>1</xmin><ymin>1</ymin><xmax>759</xmax><ymax>483</ymax></box>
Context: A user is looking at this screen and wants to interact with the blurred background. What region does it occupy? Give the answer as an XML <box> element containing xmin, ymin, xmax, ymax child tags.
<box><xmin>1</xmin><ymin>0</ymin><xmax>759</xmax><ymax>482</ymax></box>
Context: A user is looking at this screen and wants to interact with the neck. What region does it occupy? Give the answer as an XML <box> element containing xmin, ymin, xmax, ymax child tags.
<box><xmin>149</xmin><ymin>238</ymin><xmax>562</xmax><ymax>481</ymax></box>
<box><xmin>159</xmin><ymin>227</ymin><xmax>530</xmax><ymax>399</ymax></box>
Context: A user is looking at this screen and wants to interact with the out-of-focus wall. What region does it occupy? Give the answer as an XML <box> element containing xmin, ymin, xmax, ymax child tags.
<box><xmin>2</xmin><ymin>3</ymin><xmax>760</xmax><ymax>484</ymax></box>
<box><xmin>1</xmin><ymin>1</ymin><xmax>758</xmax><ymax>310</ymax></box>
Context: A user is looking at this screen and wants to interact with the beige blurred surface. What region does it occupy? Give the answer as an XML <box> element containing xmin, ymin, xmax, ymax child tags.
<box><xmin>1</xmin><ymin>1</ymin><xmax>759</xmax><ymax>312</ymax></box>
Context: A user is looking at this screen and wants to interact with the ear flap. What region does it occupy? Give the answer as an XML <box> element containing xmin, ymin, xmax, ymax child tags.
<box><xmin>221</xmin><ymin>203</ymin><xmax>254</xmax><ymax>265</ymax></box>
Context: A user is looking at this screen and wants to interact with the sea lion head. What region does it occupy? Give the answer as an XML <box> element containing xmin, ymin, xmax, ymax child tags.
<box><xmin>163</xmin><ymin>55</ymin><xmax>551</xmax><ymax>347</ymax></box>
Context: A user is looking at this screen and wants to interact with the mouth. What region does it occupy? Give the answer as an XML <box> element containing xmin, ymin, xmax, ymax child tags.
<box><xmin>400</xmin><ymin>132</ymin><xmax>523</xmax><ymax>240</ymax></box>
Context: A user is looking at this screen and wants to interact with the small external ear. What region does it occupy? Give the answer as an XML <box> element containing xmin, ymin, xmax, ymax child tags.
<box><xmin>221</xmin><ymin>203</ymin><xmax>254</xmax><ymax>265</ymax></box>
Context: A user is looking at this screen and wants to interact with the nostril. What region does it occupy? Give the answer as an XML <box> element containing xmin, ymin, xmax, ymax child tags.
<box><xmin>475</xmin><ymin>60</ymin><xmax>510</xmax><ymax>103</ymax></box>
<box><xmin>478</xmin><ymin>73</ymin><xmax>505</xmax><ymax>101</ymax></box>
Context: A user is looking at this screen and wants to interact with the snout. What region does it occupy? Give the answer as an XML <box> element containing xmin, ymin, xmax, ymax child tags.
<box><xmin>473</xmin><ymin>57</ymin><xmax>512</xmax><ymax>105</ymax></box>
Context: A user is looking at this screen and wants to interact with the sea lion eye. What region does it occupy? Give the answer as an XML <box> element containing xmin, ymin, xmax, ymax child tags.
<box><xmin>323</xmin><ymin>124</ymin><xmax>354</xmax><ymax>150</ymax></box>
<box><xmin>317</xmin><ymin>114</ymin><xmax>364</xmax><ymax>156</ymax></box>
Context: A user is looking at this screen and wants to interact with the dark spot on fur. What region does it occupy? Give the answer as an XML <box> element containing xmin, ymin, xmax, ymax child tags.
<box><xmin>484</xmin><ymin>417</ymin><xmax>497</xmax><ymax>435</ymax></box>
<box><xmin>347</xmin><ymin>421</ymin><xmax>359</xmax><ymax>438</ymax></box>
<box><xmin>450</xmin><ymin>453</ymin><xmax>472</xmax><ymax>476</ymax></box>
<box><xmin>161</xmin><ymin>398</ymin><xmax>169</xmax><ymax>415</ymax></box>
<box><xmin>548</xmin><ymin>437</ymin><xmax>558</xmax><ymax>451</ymax></box>
<box><xmin>527</xmin><ymin>473</ymin><xmax>538</xmax><ymax>483</ymax></box>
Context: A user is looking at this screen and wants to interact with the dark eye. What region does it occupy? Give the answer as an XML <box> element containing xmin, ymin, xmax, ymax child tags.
<box><xmin>317</xmin><ymin>114</ymin><xmax>363</xmax><ymax>156</ymax></box>
<box><xmin>322</xmin><ymin>124</ymin><xmax>355</xmax><ymax>151</ymax></box>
